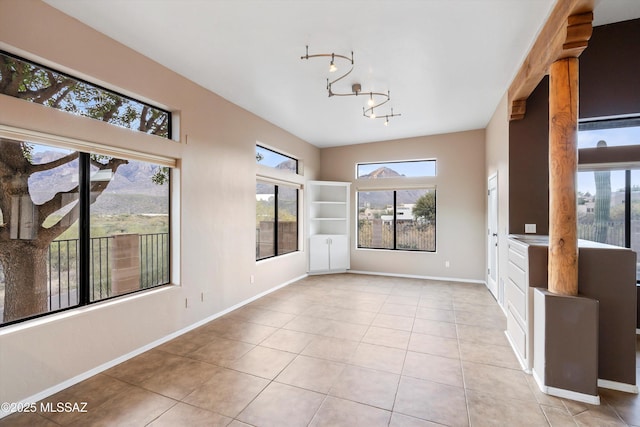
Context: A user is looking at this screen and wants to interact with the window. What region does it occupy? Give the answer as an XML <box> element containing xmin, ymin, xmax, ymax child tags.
<box><xmin>0</xmin><ymin>137</ymin><xmax>171</xmax><ymax>326</ymax></box>
<box><xmin>256</xmin><ymin>182</ymin><xmax>298</xmax><ymax>260</ymax></box>
<box><xmin>578</xmin><ymin>118</ymin><xmax>640</xmax><ymax>281</ymax></box>
<box><xmin>357</xmin><ymin>159</ymin><xmax>436</xmax><ymax>179</ymax></box>
<box><xmin>358</xmin><ymin>189</ymin><xmax>436</xmax><ymax>251</ymax></box>
<box><xmin>256</xmin><ymin>145</ymin><xmax>298</xmax><ymax>174</ymax></box>
<box><xmin>0</xmin><ymin>51</ymin><xmax>170</xmax><ymax>138</ymax></box>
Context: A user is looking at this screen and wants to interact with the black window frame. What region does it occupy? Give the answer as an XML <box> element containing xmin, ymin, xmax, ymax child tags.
<box><xmin>0</xmin><ymin>50</ymin><xmax>172</xmax><ymax>139</ymax></box>
<box><xmin>256</xmin><ymin>182</ymin><xmax>299</xmax><ymax>261</ymax></box>
<box><xmin>357</xmin><ymin>188</ymin><xmax>436</xmax><ymax>252</ymax></box>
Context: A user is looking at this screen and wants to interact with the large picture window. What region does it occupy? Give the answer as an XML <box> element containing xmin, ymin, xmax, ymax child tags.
<box><xmin>0</xmin><ymin>137</ymin><xmax>171</xmax><ymax>326</ymax></box>
<box><xmin>358</xmin><ymin>189</ymin><xmax>436</xmax><ymax>251</ymax></box>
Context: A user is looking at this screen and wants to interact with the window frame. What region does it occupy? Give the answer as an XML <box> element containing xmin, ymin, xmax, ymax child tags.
<box><xmin>255</xmin><ymin>144</ymin><xmax>302</xmax><ymax>262</ymax></box>
<box><xmin>0</xmin><ymin>50</ymin><xmax>172</xmax><ymax>139</ymax></box>
<box><xmin>356</xmin><ymin>188</ymin><xmax>436</xmax><ymax>252</ymax></box>
<box><xmin>0</xmin><ymin>127</ymin><xmax>175</xmax><ymax>328</ymax></box>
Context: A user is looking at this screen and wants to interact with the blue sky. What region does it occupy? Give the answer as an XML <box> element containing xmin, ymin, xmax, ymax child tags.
<box><xmin>578</xmin><ymin>125</ymin><xmax>640</xmax><ymax>193</ymax></box>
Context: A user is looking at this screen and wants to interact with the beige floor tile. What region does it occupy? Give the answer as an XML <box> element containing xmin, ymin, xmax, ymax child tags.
<box><xmin>321</xmin><ymin>320</ymin><xmax>369</xmax><ymax>341</ymax></box>
<box><xmin>467</xmin><ymin>390</ymin><xmax>548</xmax><ymax>427</ymax></box>
<box><xmin>525</xmin><ymin>374</ymin><xmax>567</xmax><ymax>408</ymax></box>
<box><xmin>156</xmin><ymin>330</ymin><xmax>212</xmax><ymax>356</ymax></box>
<box><xmin>371</xmin><ymin>313</ymin><xmax>415</xmax><ymax>331</ymax></box>
<box><xmin>183</xmin><ymin>368</ymin><xmax>269</xmax><ymax>417</ymax></box>
<box><xmin>412</xmin><ymin>318</ymin><xmax>458</xmax><ymax>339</ymax></box>
<box><xmin>275</xmin><ymin>354</ymin><xmax>345</xmax><ymax>393</ymax></box>
<box><xmin>394</xmin><ymin>376</ymin><xmax>469</xmax><ymax>426</ymax></box>
<box><xmin>349</xmin><ymin>342</ymin><xmax>407</xmax><ymax>374</ymax></box>
<box><xmin>385</xmin><ymin>295</ymin><xmax>420</xmax><ymax>306</ymax></box>
<box><xmin>187</xmin><ymin>337</ymin><xmax>255</xmax><ymax>367</ymax></box>
<box><xmin>573</xmin><ymin>412</ymin><xmax>627</xmax><ymax>426</ymax></box>
<box><xmin>379</xmin><ymin>302</ymin><xmax>418</xmax><ymax>317</ymax></box>
<box><xmin>236</xmin><ymin>382</ymin><xmax>325</xmax><ymax>427</ymax></box>
<box><xmin>362</xmin><ymin>326</ymin><xmax>411</xmax><ymax>349</ymax></box>
<box><xmin>403</xmin><ymin>351</ymin><xmax>463</xmax><ymax>387</ymax></box>
<box><xmin>329</xmin><ymin>365</ymin><xmax>400</xmax><ymax>410</ymax></box>
<box><xmin>462</xmin><ymin>360</ymin><xmax>536</xmax><ymax>402</ymax></box>
<box><xmin>37</xmin><ymin>373</ymin><xmax>131</xmax><ymax>424</ymax></box>
<box><xmin>310</xmin><ymin>396</ymin><xmax>391</xmax><ymax>427</ymax></box>
<box><xmin>104</xmin><ymin>349</ymin><xmax>181</xmax><ymax>385</ymax></box>
<box><xmin>229</xmin><ymin>306</ymin><xmax>296</xmax><ymax>328</ymax></box>
<box><xmin>415</xmin><ymin>307</ymin><xmax>455</xmax><ymax>323</ymax></box>
<box><xmin>454</xmin><ymin>309</ymin><xmax>506</xmax><ymax>330</ymax></box>
<box><xmin>228</xmin><ymin>345</ymin><xmax>296</xmax><ymax>379</ymax></box>
<box><xmin>147</xmin><ymin>402</ymin><xmax>232</xmax><ymax>426</ymax></box>
<box><xmin>66</xmin><ymin>384</ymin><xmax>176</xmax><ymax>427</ymax></box>
<box><xmin>456</xmin><ymin>323</ymin><xmax>510</xmax><ymax>347</ymax></box>
<box><xmin>140</xmin><ymin>357</ymin><xmax>220</xmax><ymax>400</ymax></box>
<box><xmin>389</xmin><ymin>412</ymin><xmax>443</xmax><ymax>426</ymax></box>
<box><xmin>459</xmin><ymin>340</ymin><xmax>521</xmax><ymax>369</ymax></box>
<box><xmin>409</xmin><ymin>332</ymin><xmax>460</xmax><ymax>358</ymax></box>
<box><xmin>541</xmin><ymin>405</ymin><xmax>579</xmax><ymax>427</ymax></box>
<box><xmin>283</xmin><ymin>315</ymin><xmax>332</xmax><ymax>335</ymax></box>
<box><xmin>217</xmin><ymin>320</ymin><xmax>278</xmax><ymax>344</ymax></box>
<box><xmin>0</xmin><ymin>412</ymin><xmax>59</xmax><ymax>427</ymax></box>
<box><xmin>260</xmin><ymin>328</ymin><xmax>315</xmax><ymax>353</ymax></box>
<box><xmin>418</xmin><ymin>296</ymin><xmax>454</xmax><ymax>310</ymax></box>
<box><xmin>302</xmin><ymin>336</ymin><xmax>360</xmax><ymax>363</ymax></box>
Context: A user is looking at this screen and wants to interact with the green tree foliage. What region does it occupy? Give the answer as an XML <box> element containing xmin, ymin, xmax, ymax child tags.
<box><xmin>412</xmin><ymin>191</ymin><xmax>436</xmax><ymax>223</ymax></box>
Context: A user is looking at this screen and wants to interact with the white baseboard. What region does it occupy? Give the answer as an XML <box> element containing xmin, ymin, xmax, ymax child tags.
<box><xmin>347</xmin><ymin>270</ymin><xmax>486</xmax><ymax>285</ymax></box>
<box><xmin>504</xmin><ymin>330</ymin><xmax>531</xmax><ymax>373</ymax></box>
<box><xmin>0</xmin><ymin>274</ymin><xmax>306</xmax><ymax>420</ymax></box>
<box><xmin>533</xmin><ymin>367</ymin><xmax>600</xmax><ymax>405</ymax></box>
<box><xmin>598</xmin><ymin>379</ymin><xmax>639</xmax><ymax>394</ymax></box>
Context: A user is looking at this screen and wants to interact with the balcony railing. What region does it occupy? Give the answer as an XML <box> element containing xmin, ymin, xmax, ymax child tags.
<box><xmin>45</xmin><ymin>232</ymin><xmax>169</xmax><ymax>311</ymax></box>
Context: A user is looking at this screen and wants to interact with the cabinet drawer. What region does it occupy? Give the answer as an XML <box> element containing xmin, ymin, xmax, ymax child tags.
<box><xmin>506</xmin><ymin>305</ymin><xmax>527</xmax><ymax>359</ymax></box>
<box><xmin>507</xmin><ymin>261</ymin><xmax>527</xmax><ymax>292</ymax></box>
<box><xmin>505</xmin><ymin>278</ymin><xmax>526</xmax><ymax>322</ymax></box>
<box><xmin>508</xmin><ymin>244</ymin><xmax>527</xmax><ymax>271</ymax></box>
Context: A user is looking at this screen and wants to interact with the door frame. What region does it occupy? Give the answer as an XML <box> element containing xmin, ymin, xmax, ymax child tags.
<box><xmin>487</xmin><ymin>173</ymin><xmax>499</xmax><ymax>301</ymax></box>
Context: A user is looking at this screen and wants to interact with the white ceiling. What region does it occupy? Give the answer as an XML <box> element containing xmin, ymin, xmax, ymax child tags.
<box><xmin>43</xmin><ymin>0</ymin><xmax>640</xmax><ymax>148</ymax></box>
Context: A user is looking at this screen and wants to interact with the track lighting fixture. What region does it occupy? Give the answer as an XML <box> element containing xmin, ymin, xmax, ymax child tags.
<box><xmin>301</xmin><ymin>45</ymin><xmax>401</xmax><ymax>125</ymax></box>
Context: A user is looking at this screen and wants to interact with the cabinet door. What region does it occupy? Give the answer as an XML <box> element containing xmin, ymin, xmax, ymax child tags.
<box><xmin>328</xmin><ymin>234</ymin><xmax>349</xmax><ymax>270</ymax></box>
<box><xmin>309</xmin><ymin>235</ymin><xmax>330</xmax><ymax>271</ymax></box>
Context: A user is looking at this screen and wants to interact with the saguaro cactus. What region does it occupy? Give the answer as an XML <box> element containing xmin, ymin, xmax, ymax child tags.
<box><xmin>594</xmin><ymin>140</ymin><xmax>611</xmax><ymax>243</ymax></box>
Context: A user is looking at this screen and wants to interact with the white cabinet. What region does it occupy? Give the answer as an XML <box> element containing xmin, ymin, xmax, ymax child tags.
<box><xmin>306</xmin><ymin>181</ymin><xmax>350</xmax><ymax>273</ymax></box>
<box><xmin>309</xmin><ymin>234</ymin><xmax>349</xmax><ymax>272</ymax></box>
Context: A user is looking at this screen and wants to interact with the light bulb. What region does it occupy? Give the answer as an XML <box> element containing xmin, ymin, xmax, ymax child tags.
<box><xmin>368</xmin><ymin>95</ymin><xmax>374</xmax><ymax>107</ymax></box>
<box><xmin>384</xmin><ymin>118</ymin><xmax>389</xmax><ymax>126</ymax></box>
<box><xmin>329</xmin><ymin>61</ymin><xmax>337</xmax><ymax>73</ymax></box>
<box><xmin>370</xmin><ymin>112</ymin><xmax>376</xmax><ymax>119</ymax></box>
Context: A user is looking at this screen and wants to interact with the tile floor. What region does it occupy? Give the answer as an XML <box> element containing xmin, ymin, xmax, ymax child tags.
<box><xmin>2</xmin><ymin>273</ymin><xmax>639</xmax><ymax>426</ymax></box>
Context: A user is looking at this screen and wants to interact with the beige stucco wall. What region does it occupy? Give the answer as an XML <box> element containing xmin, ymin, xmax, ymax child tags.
<box><xmin>485</xmin><ymin>93</ymin><xmax>510</xmax><ymax>306</ymax></box>
<box><xmin>320</xmin><ymin>130</ymin><xmax>487</xmax><ymax>281</ymax></box>
<box><xmin>0</xmin><ymin>0</ymin><xmax>319</xmax><ymax>405</ymax></box>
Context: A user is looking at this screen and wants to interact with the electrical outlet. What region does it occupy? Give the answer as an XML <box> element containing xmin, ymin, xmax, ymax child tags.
<box><xmin>250</xmin><ymin>275</ymin><xmax>255</xmax><ymax>284</ymax></box>
<box><xmin>525</xmin><ymin>224</ymin><xmax>536</xmax><ymax>234</ymax></box>
<box><xmin>445</xmin><ymin>261</ymin><xmax>450</xmax><ymax>268</ymax></box>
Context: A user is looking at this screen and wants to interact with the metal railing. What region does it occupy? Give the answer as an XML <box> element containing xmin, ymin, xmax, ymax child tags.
<box><xmin>46</xmin><ymin>232</ymin><xmax>169</xmax><ymax>310</ymax></box>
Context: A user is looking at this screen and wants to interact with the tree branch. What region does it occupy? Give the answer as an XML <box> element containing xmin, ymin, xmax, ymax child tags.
<box><xmin>27</xmin><ymin>151</ymin><xmax>79</xmax><ymax>173</ymax></box>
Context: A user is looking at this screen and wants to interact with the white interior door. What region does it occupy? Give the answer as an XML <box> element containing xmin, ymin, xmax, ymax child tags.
<box><xmin>487</xmin><ymin>174</ymin><xmax>499</xmax><ymax>300</ymax></box>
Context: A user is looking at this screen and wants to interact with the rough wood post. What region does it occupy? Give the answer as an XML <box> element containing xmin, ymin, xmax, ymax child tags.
<box><xmin>548</xmin><ymin>57</ymin><xmax>579</xmax><ymax>296</ymax></box>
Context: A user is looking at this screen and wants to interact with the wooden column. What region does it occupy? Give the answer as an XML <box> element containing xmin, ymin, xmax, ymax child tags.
<box><xmin>548</xmin><ymin>58</ymin><xmax>579</xmax><ymax>296</ymax></box>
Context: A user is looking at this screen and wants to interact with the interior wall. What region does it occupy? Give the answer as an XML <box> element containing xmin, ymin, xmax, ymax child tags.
<box><xmin>320</xmin><ymin>130</ymin><xmax>486</xmax><ymax>282</ymax></box>
<box><xmin>486</xmin><ymin>93</ymin><xmax>510</xmax><ymax>303</ymax></box>
<box><xmin>0</xmin><ymin>0</ymin><xmax>320</xmax><ymax>406</ymax></box>
<box><xmin>507</xmin><ymin>18</ymin><xmax>640</xmax><ymax>235</ymax></box>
